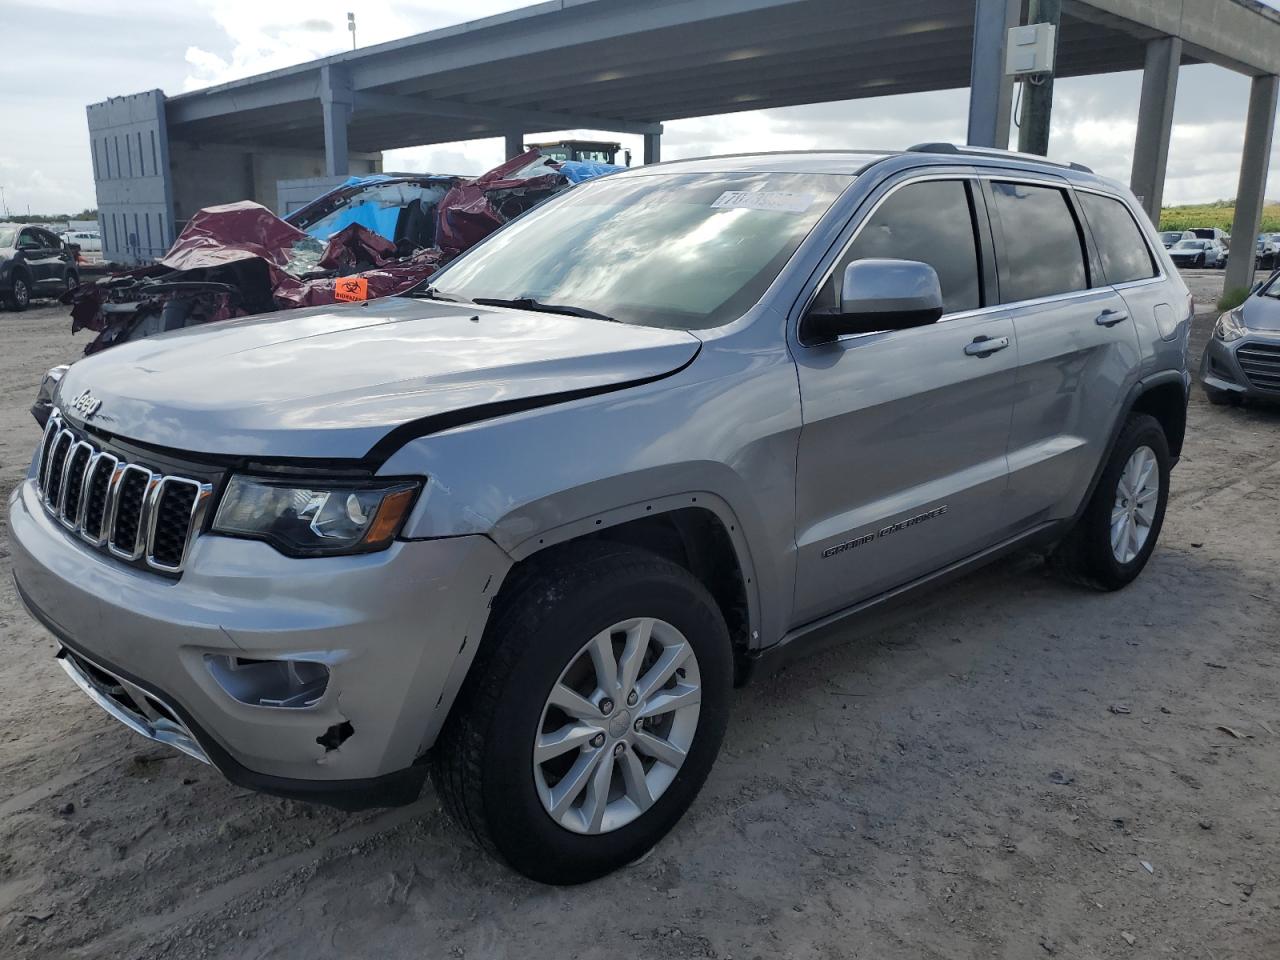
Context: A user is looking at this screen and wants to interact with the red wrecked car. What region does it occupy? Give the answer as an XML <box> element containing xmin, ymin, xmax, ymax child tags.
<box><xmin>62</xmin><ymin>150</ymin><xmax>620</xmax><ymax>356</ymax></box>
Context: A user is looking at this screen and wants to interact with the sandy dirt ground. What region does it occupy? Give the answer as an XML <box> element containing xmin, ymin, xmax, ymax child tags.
<box><xmin>1</xmin><ymin>271</ymin><xmax>1278</xmax><ymax>960</ymax></box>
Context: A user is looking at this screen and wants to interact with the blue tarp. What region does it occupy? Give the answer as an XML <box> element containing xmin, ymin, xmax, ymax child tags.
<box><xmin>558</xmin><ymin>160</ymin><xmax>626</xmax><ymax>184</ymax></box>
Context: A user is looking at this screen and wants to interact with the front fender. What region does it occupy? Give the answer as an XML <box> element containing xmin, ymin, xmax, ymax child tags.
<box><xmin>378</xmin><ymin>340</ymin><xmax>804</xmax><ymax>649</ymax></box>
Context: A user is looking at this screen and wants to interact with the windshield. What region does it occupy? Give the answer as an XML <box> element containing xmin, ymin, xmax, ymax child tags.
<box><xmin>1161</xmin><ymin>232</ymin><xmax>1182</xmax><ymax>241</ymax></box>
<box><xmin>0</xmin><ymin>225</ymin><xmax>18</xmax><ymax>247</ymax></box>
<box><xmin>1175</xmin><ymin>240</ymin><xmax>1205</xmax><ymax>249</ymax></box>
<box><xmin>426</xmin><ymin>171</ymin><xmax>850</xmax><ymax>330</ymax></box>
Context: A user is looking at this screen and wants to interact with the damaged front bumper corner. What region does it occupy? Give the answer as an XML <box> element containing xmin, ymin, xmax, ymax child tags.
<box><xmin>10</xmin><ymin>478</ymin><xmax>511</xmax><ymax>809</ymax></box>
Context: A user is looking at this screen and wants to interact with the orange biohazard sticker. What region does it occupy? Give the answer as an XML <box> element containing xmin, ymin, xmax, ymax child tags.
<box><xmin>334</xmin><ymin>276</ymin><xmax>369</xmax><ymax>302</ymax></box>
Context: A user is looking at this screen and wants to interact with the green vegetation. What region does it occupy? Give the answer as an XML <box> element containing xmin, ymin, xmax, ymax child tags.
<box><xmin>1217</xmin><ymin>287</ymin><xmax>1254</xmax><ymax>312</ymax></box>
<box><xmin>1159</xmin><ymin>199</ymin><xmax>1280</xmax><ymax>234</ymax></box>
<box><xmin>2</xmin><ymin>210</ymin><xmax>98</xmax><ymax>224</ymax></box>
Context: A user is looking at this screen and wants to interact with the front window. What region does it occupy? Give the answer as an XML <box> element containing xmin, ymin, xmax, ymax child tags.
<box><xmin>426</xmin><ymin>171</ymin><xmax>850</xmax><ymax>330</ymax></box>
<box><xmin>1174</xmin><ymin>241</ymin><xmax>1205</xmax><ymax>250</ymax></box>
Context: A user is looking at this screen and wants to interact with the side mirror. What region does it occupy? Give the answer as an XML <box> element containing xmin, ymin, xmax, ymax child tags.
<box><xmin>802</xmin><ymin>258</ymin><xmax>944</xmax><ymax>344</ymax></box>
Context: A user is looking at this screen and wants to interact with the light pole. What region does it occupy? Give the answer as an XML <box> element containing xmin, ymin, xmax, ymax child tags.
<box><xmin>347</xmin><ymin>12</ymin><xmax>356</xmax><ymax>50</ymax></box>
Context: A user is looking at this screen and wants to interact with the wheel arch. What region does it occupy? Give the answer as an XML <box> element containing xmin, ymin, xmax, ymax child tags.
<box><xmin>504</xmin><ymin>494</ymin><xmax>763</xmax><ymax>683</ymax></box>
<box><xmin>1071</xmin><ymin>369</ymin><xmax>1187</xmax><ymax>523</ymax></box>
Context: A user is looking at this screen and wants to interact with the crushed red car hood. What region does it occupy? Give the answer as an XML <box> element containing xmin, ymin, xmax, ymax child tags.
<box><xmin>55</xmin><ymin>297</ymin><xmax>700</xmax><ymax>461</ymax></box>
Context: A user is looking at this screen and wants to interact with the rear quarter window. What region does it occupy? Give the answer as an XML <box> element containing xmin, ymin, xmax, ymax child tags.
<box><xmin>1078</xmin><ymin>192</ymin><xmax>1157</xmax><ymax>285</ymax></box>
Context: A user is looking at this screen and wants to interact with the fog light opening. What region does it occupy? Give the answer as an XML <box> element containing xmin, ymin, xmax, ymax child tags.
<box><xmin>205</xmin><ymin>655</ymin><xmax>330</xmax><ymax>708</ymax></box>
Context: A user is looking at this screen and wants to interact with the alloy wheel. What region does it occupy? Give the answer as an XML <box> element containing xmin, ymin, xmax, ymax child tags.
<box><xmin>1111</xmin><ymin>445</ymin><xmax>1159</xmax><ymax>564</ymax></box>
<box><xmin>533</xmin><ymin>617</ymin><xmax>701</xmax><ymax>835</ymax></box>
<box><xmin>14</xmin><ymin>279</ymin><xmax>29</xmax><ymax>307</ymax></box>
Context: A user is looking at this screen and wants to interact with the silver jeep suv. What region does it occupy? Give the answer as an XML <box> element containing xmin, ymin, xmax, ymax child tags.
<box><xmin>10</xmin><ymin>146</ymin><xmax>1191</xmax><ymax>883</ymax></box>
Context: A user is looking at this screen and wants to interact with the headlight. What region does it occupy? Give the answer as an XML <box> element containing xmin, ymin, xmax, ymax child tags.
<box><xmin>212</xmin><ymin>476</ymin><xmax>420</xmax><ymax>557</ymax></box>
<box><xmin>1215</xmin><ymin>309</ymin><xmax>1247</xmax><ymax>343</ymax></box>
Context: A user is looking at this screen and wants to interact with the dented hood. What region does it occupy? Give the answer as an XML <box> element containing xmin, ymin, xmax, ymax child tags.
<box><xmin>55</xmin><ymin>297</ymin><xmax>700</xmax><ymax>461</ymax></box>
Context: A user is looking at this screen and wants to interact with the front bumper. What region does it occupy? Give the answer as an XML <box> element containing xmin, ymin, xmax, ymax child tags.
<box><xmin>1200</xmin><ymin>333</ymin><xmax>1280</xmax><ymax>400</ymax></box>
<box><xmin>10</xmin><ymin>477</ymin><xmax>511</xmax><ymax>807</ymax></box>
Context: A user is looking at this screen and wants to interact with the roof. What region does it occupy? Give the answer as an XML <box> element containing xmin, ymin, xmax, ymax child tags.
<box><xmin>152</xmin><ymin>0</ymin><xmax>1280</xmax><ymax>154</ymax></box>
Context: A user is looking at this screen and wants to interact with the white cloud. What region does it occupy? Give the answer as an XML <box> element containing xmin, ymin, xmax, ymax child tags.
<box><xmin>1</xmin><ymin>1</ymin><xmax>1278</xmax><ymax>214</ymax></box>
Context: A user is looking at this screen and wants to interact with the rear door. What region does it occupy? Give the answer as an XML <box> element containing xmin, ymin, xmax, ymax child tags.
<box><xmin>986</xmin><ymin>177</ymin><xmax>1142</xmax><ymax>526</ymax></box>
<box><xmin>790</xmin><ymin>173</ymin><xmax>1020</xmax><ymax>624</ymax></box>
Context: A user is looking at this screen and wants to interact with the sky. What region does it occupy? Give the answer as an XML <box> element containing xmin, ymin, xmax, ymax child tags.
<box><xmin>2</xmin><ymin>0</ymin><xmax>1278</xmax><ymax>217</ymax></box>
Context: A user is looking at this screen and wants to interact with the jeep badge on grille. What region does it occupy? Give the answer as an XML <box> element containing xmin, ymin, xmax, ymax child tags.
<box><xmin>69</xmin><ymin>389</ymin><xmax>102</xmax><ymax>420</ymax></box>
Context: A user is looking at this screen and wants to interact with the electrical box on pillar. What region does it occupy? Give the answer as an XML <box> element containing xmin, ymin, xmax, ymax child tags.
<box><xmin>1006</xmin><ymin>22</ymin><xmax>1057</xmax><ymax>77</ymax></box>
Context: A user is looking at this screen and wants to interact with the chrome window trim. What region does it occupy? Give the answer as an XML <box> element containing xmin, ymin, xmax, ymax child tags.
<box><xmin>796</xmin><ymin>169</ymin><xmax>1114</xmax><ymax>346</ymax></box>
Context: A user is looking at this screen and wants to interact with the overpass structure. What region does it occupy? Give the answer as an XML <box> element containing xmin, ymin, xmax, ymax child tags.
<box><xmin>88</xmin><ymin>0</ymin><xmax>1279</xmax><ymax>291</ymax></box>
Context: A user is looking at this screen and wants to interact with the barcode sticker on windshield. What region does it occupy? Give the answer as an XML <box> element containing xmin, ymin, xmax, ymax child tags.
<box><xmin>711</xmin><ymin>191</ymin><xmax>816</xmax><ymax>213</ymax></box>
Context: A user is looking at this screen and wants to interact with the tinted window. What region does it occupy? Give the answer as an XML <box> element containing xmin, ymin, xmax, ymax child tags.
<box><xmin>1078</xmin><ymin>192</ymin><xmax>1156</xmax><ymax>285</ymax></box>
<box><xmin>819</xmin><ymin>179</ymin><xmax>982</xmax><ymax>315</ymax></box>
<box><xmin>16</xmin><ymin>230</ymin><xmax>41</xmax><ymax>249</ymax></box>
<box><xmin>990</xmin><ymin>182</ymin><xmax>1087</xmax><ymax>303</ymax></box>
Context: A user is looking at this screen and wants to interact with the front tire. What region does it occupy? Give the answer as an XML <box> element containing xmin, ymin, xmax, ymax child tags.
<box><xmin>432</xmin><ymin>544</ymin><xmax>732</xmax><ymax>884</ymax></box>
<box><xmin>4</xmin><ymin>275</ymin><xmax>30</xmax><ymax>311</ymax></box>
<box><xmin>1050</xmin><ymin>413</ymin><xmax>1170</xmax><ymax>591</ymax></box>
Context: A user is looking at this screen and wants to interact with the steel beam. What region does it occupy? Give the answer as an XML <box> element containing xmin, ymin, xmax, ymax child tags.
<box><xmin>1130</xmin><ymin>36</ymin><xmax>1182</xmax><ymax>223</ymax></box>
<box><xmin>320</xmin><ymin>65</ymin><xmax>352</xmax><ymax>177</ymax></box>
<box><xmin>967</xmin><ymin>0</ymin><xmax>1019</xmax><ymax>148</ymax></box>
<box><xmin>1225</xmin><ymin>74</ymin><xmax>1279</xmax><ymax>295</ymax></box>
<box><xmin>351</xmin><ymin>90</ymin><xmax>660</xmax><ymax>137</ymax></box>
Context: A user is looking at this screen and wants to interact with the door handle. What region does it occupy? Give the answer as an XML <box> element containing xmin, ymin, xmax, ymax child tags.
<box><xmin>965</xmin><ymin>335</ymin><xmax>1010</xmax><ymax>357</ymax></box>
<box><xmin>1096</xmin><ymin>309</ymin><xmax>1129</xmax><ymax>327</ymax></box>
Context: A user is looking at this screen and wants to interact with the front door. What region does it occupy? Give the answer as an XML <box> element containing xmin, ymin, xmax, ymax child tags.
<box><xmin>790</xmin><ymin>176</ymin><xmax>1019</xmax><ymax>625</ymax></box>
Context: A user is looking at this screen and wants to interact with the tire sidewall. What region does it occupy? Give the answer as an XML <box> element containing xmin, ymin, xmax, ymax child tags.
<box><xmin>13</xmin><ymin>276</ymin><xmax>29</xmax><ymax>309</ymax></box>
<box><xmin>479</xmin><ymin>564</ymin><xmax>732</xmax><ymax>884</ymax></box>
<box><xmin>1084</xmin><ymin>415</ymin><xmax>1171</xmax><ymax>587</ymax></box>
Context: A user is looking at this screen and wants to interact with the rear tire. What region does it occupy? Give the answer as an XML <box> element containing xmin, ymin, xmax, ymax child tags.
<box><xmin>1049</xmin><ymin>414</ymin><xmax>1170</xmax><ymax>591</ymax></box>
<box><xmin>432</xmin><ymin>543</ymin><xmax>732</xmax><ymax>884</ymax></box>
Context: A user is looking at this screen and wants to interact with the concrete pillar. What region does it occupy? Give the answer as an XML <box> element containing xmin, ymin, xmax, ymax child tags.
<box><xmin>1225</xmin><ymin>74</ymin><xmax>1279</xmax><ymax>294</ymax></box>
<box><xmin>967</xmin><ymin>0</ymin><xmax>1019</xmax><ymax>148</ymax></box>
<box><xmin>643</xmin><ymin>131</ymin><xmax>661</xmax><ymax>165</ymax></box>
<box><xmin>320</xmin><ymin>65</ymin><xmax>352</xmax><ymax>178</ymax></box>
<box><xmin>1130</xmin><ymin>37</ymin><xmax>1182</xmax><ymax>223</ymax></box>
<box><xmin>505</xmin><ymin>129</ymin><xmax>525</xmax><ymax>159</ymax></box>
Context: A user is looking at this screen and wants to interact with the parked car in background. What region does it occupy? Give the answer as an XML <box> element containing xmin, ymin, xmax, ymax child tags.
<box><xmin>10</xmin><ymin>146</ymin><xmax>1191</xmax><ymax>883</ymax></box>
<box><xmin>0</xmin><ymin>223</ymin><xmax>79</xmax><ymax>311</ymax></box>
<box><xmin>1256</xmin><ymin>233</ymin><xmax>1280</xmax><ymax>270</ymax></box>
<box><xmin>63</xmin><ymin>230</ymin><xmax>103</xmax><ymax>256</ymax></box>
<box><xmin>1201</xmin><ymin>269</ymin><xmax>1280</xmax><ymax>403</ymax></box>
<box><xmin>1190</xmin><ymin>227</ymin><xmax>1230</xmax><ymax>244</ymax></box>
<box><xmin>1159</xmin><ymin>230</ymin><xmax>1195</xmax><ymax>249</ymax></box>
<box><xmin>1169</xmin><ymin>238</ymin><xmax>1226</xmax><ymax>269</ymax></box>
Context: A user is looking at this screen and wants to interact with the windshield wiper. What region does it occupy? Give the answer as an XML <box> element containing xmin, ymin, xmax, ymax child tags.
<box><xmin>402</xmin><ymin>284</ymin><xmax>468</xmax><ymax>303</ymax></box>
<box><xmin>470</xmin><ymin>296</ymin><xmax>616</xmax><ymax>323</ymax></box>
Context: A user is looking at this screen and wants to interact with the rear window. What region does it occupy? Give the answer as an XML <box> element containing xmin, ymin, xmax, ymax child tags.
<box><xmin>1078</xmin><ymin>192</ymin><xmax>1157</xmax><ymax>285</ymax></box>
<box><xmin>990</xmin><ymin>182</ymin><xmax>1088</xmax><ymax>303</ymax></box>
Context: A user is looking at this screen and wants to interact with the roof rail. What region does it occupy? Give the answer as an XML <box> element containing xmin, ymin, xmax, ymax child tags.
<box><xmin>905</xmin><ymin>142</ymin><xmax>1093</xmax><ymax>175</ymax></box>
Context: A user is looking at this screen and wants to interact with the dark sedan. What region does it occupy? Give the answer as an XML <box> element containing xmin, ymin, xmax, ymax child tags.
<box><xmin>0</xmin><ymin>223</ymin><xmax>79</xmax><ymax>311</ymax></box>
<box><xmin>1168</xmin><ymin>238</ymin><xmax>1224</xmax><ymax>269</ymax></box>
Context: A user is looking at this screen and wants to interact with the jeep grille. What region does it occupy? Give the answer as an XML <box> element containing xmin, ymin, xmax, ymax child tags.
<box><xmin>35</xmin><ymin>411</ymin><xmax>212</xmax><ymax>574</ymax></box>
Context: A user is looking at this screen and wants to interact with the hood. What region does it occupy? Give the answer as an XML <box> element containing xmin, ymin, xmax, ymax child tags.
<box><xmin>55</xmin><ymin>297</ymin><xmax>701</xmax><ymax>461</ymax></box>
<box><xmin>1240</xmin><ymin>291</ymin><xmax>1280</xmax><ymax>333</ymax></box>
